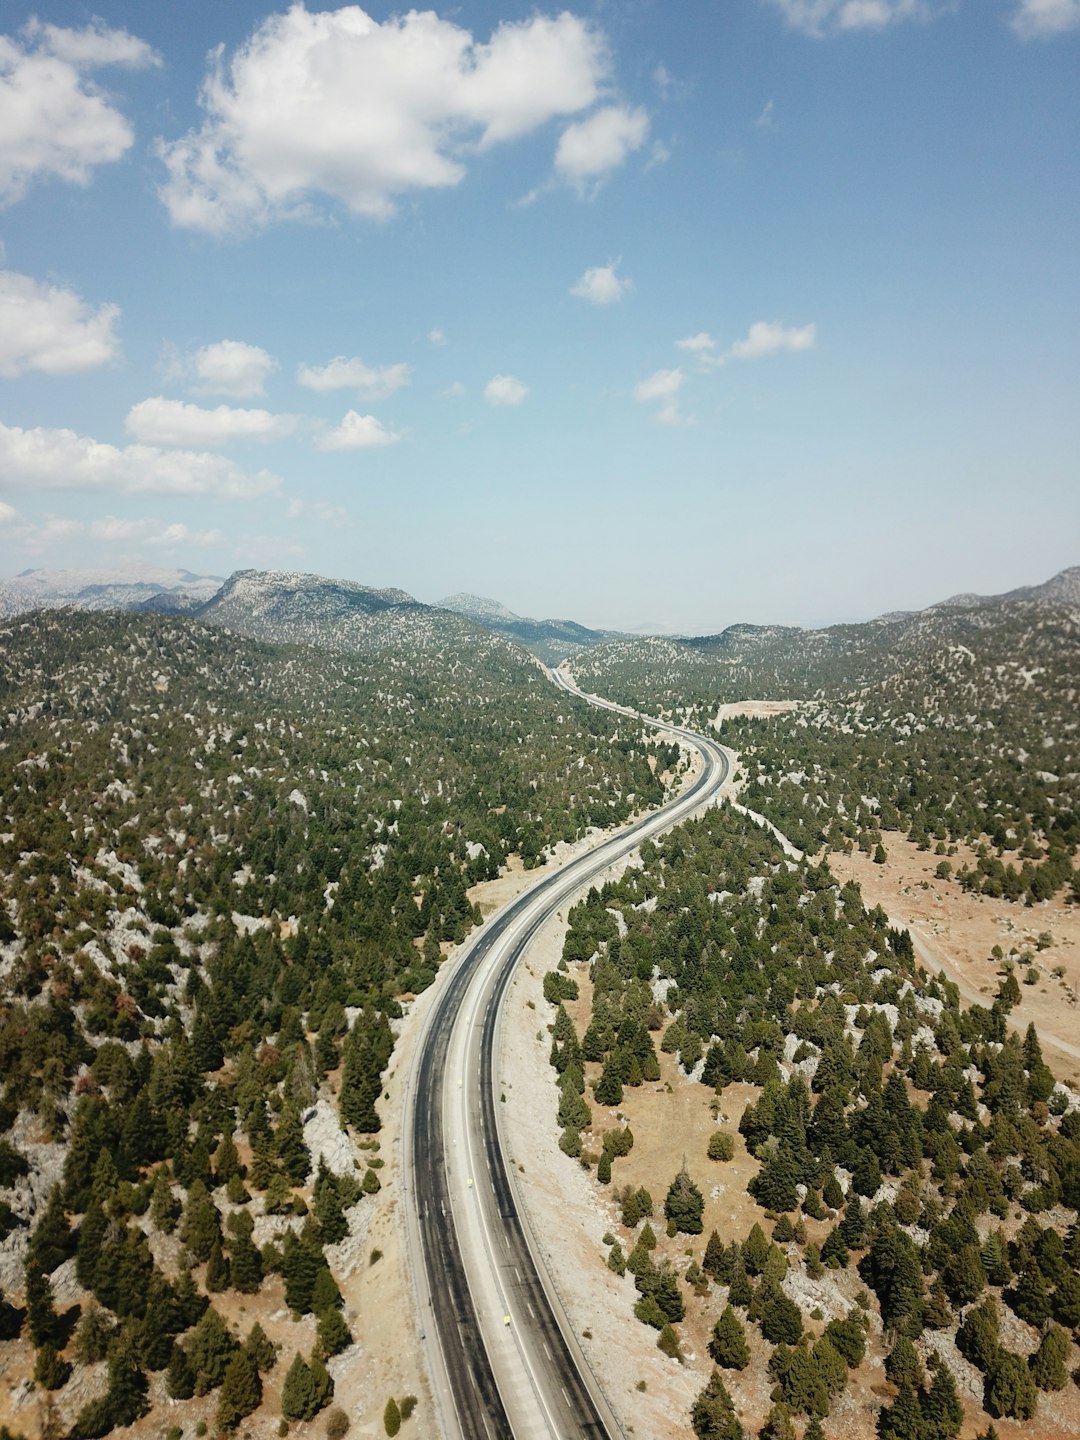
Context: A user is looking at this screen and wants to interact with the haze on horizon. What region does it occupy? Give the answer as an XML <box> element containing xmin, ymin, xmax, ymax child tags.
<box><xmin>0</xmin><ymin>0</ymin><xmax>1077</xmax><ymax>635</ymax></box>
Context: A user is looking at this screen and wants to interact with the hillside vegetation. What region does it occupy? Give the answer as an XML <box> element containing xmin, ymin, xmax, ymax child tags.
<box><xmin>0</xmin><ymin>608</ymin><xmax>675</xmax><ymax>1439</ymax></box>
<box><xmin>543</xmin><ymin>803</ymin><xmax>1080</xmax><ymax>1438</ymax></box>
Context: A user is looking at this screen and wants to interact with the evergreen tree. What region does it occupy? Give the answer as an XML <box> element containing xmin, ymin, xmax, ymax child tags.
<box><xmin>878</xmin><ymin>1380</ymin><xmax>922</xmax><ymax>1440</ymax></box>
<box><xmin>24</xmin><ymin>1263</ymin><xmax>61</xmax><ymax>1349</ymax></box>
<box><xmin>180</xmin><ymin>1178</ymin><xmax>222</xmax><ymax>1263</ymax></box>
<box><xmin>922</xmin><ymin>1362</ymin><xmax>963</xmax><ymax>1440</ymax></box>
<box><xmin>275</xmin><ymin>1102</ymin><xmax>311</xmax><ymax>1185</ymax></box>
<box><xmin>985</xmin><ymin>1350</ymin><xmax>1038</xmax><ymax>1420</ymax></box>
<box><xmin>244</xmin><ymin>1321</ymin><xmax>278</xmax><ymax>1373</ymax></box>
<box><xmin>690</xmin><ymin>1370</ymin><xmax>744</xmax><ymax>1440</ymax></box>
<box><xmin>33</xmin><ymin>1344</ymin><xmax>72</xmax><ymax>1391</ymax></box>
<box><xmin>217</xmin><ymin>1348</ymin><xmax>262</xmax><ymax>1429</ymax></box>
<box><xmin>1029</xmin><ymin>1323</ymin><xmax>1069</xmax><ymax>1391</ymax></box>
<box><xmin>187</xmin><ymin>1306</ymin><xmax>238</xmax><ymax>1393</ymax></box>
<box><xmin>317</xmin><ymin>1307</ymin><xmax>352</xmax><ymax>1359</ymax></box>
<box><xmin>281</xmin><ymin>1354</ymin><xmax>318</xmax><ymax>1421</ymax></box>
<box><xmin>884</xmin><ymin>1335</ymin><xmax>924</xmax><ymax>1391</ymax></box>
<box><xmin>708</xmin><ymin>1306</ymin><xmax>749</xmax><ymax>1369</ymax></box>
<box><xmin>384</xmin><ymin>1396</ymin><xmax>401</xmax><ymax>1436</ymax></box>
<box><xmin>165</xmin><ymin>1343</ymin><xmax>196</xmax><ymax>1400</ymax></box>
<box><xmin>957</xmin><ymin>1296</ymin><xmax>999</xmax><ymax>1372</ymax></box>
<box><xmin>28</xmin><ymin>1188</ymin><xmax>73</xmax><ymax>1274</ymax></box>
<box><xmin>664</xmin><ymin>1164</ymin><xmax>705</xmax><ymax>1235</ymax></box>
<box><xmin>758</xmin><ymin>1279</ymin><xmax>803</xmax><ymax>1344</ymax></box>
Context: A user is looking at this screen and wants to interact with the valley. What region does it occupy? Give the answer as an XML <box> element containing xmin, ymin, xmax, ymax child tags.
<box><xmin>0</xmin><ymin>564</ymin><xmax>1077</xmax><ymax>1440</ymax></box>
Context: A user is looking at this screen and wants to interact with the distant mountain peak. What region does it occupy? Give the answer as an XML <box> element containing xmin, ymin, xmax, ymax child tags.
<box><xmin>439</xmin><ymin>592</ymin><xmax>522</xmax><ymax>624</ymax></box>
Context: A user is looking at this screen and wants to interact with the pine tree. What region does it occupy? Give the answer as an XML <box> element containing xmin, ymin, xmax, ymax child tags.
<box><xmin>878</xmin><ymin>1380</ymin><xmax>922</xmax><ymax>1440</ymax></box>
<box><xmin>708</xmin><ymin>1306</ymin><xmax>749</xmax><ymax>1370</ymax></box>
<box><xmin>187</xmin><ymin>1306</ymin><xmax>238</xmax><ymax>1394</ymax></box>
<box><xmin>690</xmin><ymin>1370</ymin><xmax>744</xmax><ymax>1440</ymax></box>
<box><xmin>150</xmin><ymin>1166</ymin><xmax>180</xmax><ymax>1233</ymax></box>
<box><xmin>24</xmin><ymin>1263</ymin><xmax>61</xmax><ymax>1349</ymax></box>
<box><xmin>165</xmin><ymin>1343</ymin><xmax>196</xmax><ymax>1400</ymax></box>
<box><xmin>922</xmin><ymin>1362</ymin><xmax>963</xmax><ymax>1440</ymax></box>
<box><xmin>282</xmin><ymin>1354</ymin><xmax>318</xmax><ymax>1421</ymax></box>
<box><xmin>75</xmin><ymin>1199</ymin><xmax>107</xmax><ymax>1288</ymax></box>
<box><xmin>1029</xmin><ymin>1323</ymin><xmax>1069</xmax><ymax>1391</ymax></box>
<box><xmin>317</xmin><ymin>1306</ymin><xmax>352</xmax><ymax>1359</ymax></box>
<box><xmin>664</xmin><ymin>1164</ymin><xmax>705</xmax><ymax>1235</ymax></box>
<box><xmin>217</xmin><ymin>1348</ymin><xmax>262</xmax><ymax>1430</ymax></box>
<box><xmin>985</xmin><ymin>1350</ymin><xmax>1038</xmax><ymax>1420</ymax></box>
<box><xmin>33</xmin><ymin>1344</ymin><xmax>72</xmax><ymax>1391</ymax></box>
<box><xmin>227</xmin><ymin>1208</ymin><xmax>263</xmax><ymax>1293</ymax></box>
<box><xmin>244</xmin><ymin>1321</ymin><xmax>278</xmax><ymax>1373</ymax></box>
<box><xmin>28</xmin><ymin>1188</ymin><xmax>73</xmax><ymax>1274</ymax></box>
<box><xmin>180</xmin><ymin>1178</ymin><xmax>222</xmax><ymax>1263</ymax></box>
<box><xmin>384</xmin><ymin>1396</ymin><xmax>402</xmax><ymax>1435</ymax></box>
<box><xmin>275</xmin><ymin>1102</ymin><xmax>311</xmax><ymax>1185</ymax></box>
<box><xmin>884</xmin><ymin>1334</ymin><xmax>924</xmax><ymax>1391</ymax></box>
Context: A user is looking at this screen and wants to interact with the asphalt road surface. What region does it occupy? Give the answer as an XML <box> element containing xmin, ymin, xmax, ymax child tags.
<box><xmin>401</xmin><ymin>668</ymin><xmax>732</xmax><ymax>1439</ymax></box>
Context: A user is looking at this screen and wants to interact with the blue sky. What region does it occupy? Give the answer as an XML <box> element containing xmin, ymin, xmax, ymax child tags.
<box><xmin>0</xmin><ymin>0</ymin><xmax>1077</xmax><ymax>632</ymax></box>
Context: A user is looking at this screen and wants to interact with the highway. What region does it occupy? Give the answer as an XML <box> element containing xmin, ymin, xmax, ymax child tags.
<box><xmin>400</xmin><ymin>667</ymin><xmax>733</xmax><ymax>1440</ymax></box>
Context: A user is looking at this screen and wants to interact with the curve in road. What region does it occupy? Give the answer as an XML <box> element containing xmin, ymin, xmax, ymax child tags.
<box><xmin>402</xmin><ymin>667</ymin><xmax>733</xmax><ymax>1440</ymax></box>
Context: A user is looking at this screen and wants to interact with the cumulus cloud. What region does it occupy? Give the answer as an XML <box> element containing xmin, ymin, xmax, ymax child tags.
<box><xmin>570</xmin><ymin>261</ymin><xmax>632</xmax><ymax>305</ymax></box>
<box><xmin>676</xmin><ymin>332</ymin><xmax>718</xmax><ymax>355</ymax></box>
<box><xmin>0</xmin><ymin>269</ymin><xmax>120</xmax><ymax>376</ymax></box>
<box><xmin>0</xmin><ymin>421</ymin><xmax>280</xmax><ymax>499</ymax></box>
<box><xmin>428</xmin><ymin>328</ymin><xmax>447</xmax><ymax>346</ymax></box>
<box><xmin>634</xmin><ymin>367</ymin><xmax>691</xmax><ymax>425</ymax></box>
<box><xmin>555</xmin><ymin>104</ymin><xmax>649</xmax><ymax>191</ymax></box>
<box><xmin>634</xmin><ymin>368</ymin><xmax>684</xmax><ymax>404</ymax></box>
<box><xmin>675</xmin><ymin>321</ymin><xmax>816</xmax><ymax>367</ymax></box>
<box><xmin>484</xmin><ymin>374</ymin><xmax>528</xmax><ymax>407</ymax></box>
<box><xmin>1010</xmin><ymin>0</ymin><xmax>1080</xmax><ymax>35</ymax></box>
<box><xmin>125</xmin><ymin>397</ymin><xmax>297</xmax><ymax>447</ymax></box>
<box><xmin>762</xmin><ymin>0</ymin><xmax>936</xmax><ymax>34</ymax></box>
<box><xmin>157</xmin><ymin>6</ymin><xmax>611</xmax><ymax>232</ymax></box>
<box><xmin>316</xmin><ymin>410</ymin><xmax>400</xmax><ymax>451</ymax></box>
<box><xmin>0</xmin><ymin>499</ymin><xmax>16</xmax><ymax>524</ymax></box>
<box><xmin>194</xmin><ymin>339</ymin><xmax>277</xmax><ymax>397</ymax></box>
<box><xmin>727</xmin><ymin>320</ymin><xmax>816</xmax><ymax>360</ymax></box>
<box><xmin>298</xmin><ymin>355</ymin><xmax>411</xmax><ymax>400</ymax></box>
<box><xmin>0</xmin><ymin>21</ymin><xmax>158</xmax><ymax>204</ymax></box>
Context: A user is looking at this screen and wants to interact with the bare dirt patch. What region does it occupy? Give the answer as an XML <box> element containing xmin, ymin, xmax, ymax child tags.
<box><xmin>829</xmin><ymin>835</ymin><xmax>1080</xmax><ymax>1084</ymax></box>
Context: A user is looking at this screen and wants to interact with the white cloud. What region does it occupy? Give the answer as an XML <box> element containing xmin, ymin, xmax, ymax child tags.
<box><xmin>0</xmin><ymin>269</ymin><xmax>120</xmax><ymax>376</ymax></box>
<box><xmin>0</xmin><ymin>421</ymin><xmax>280</xmax><ymax>499</ymax></box>
<box><xmin>634</xmin><ymin>367</ymin><xmax>692</xmax><ymax>425</ymax></box>
<box><xmin>1010</xmin><ymin>0</ymin><xmax>1080</xmax><ymax>36</ymax></box>
<box><xmin>484</xmin><ymin>374</ymin><xmax>528</xmax><ymax>407</ymax></box>
<box><xmin>554</xmin><ymin>104</ymin><xmax>650</xmax><ymax>192</ymax></box>
<box><xmin>570</xmin><ymin>261</ymin><xmax>632</xmax><ymax>306</ymax></box>
<box><xmin>441</xmin><ymin>381</ymin><xmax>466</xmax><ymax>398</ymax></box>
<box><xmin>634</xmin><ymin>368</ymin><xmax>684</xmax><ymax>404</ymax></box>
<box><xmin>316</xmin><ymin>411</ymin><xmax>399</xmax><ymax>451</ymax></box>
<box><xmin>157</xmin><ymin>7</ymin><xmax>610</xmax><ymax>233</ymax></box>
<box><xmin>762</xmin><ymin>0</ymin><xmax>935</xmax><ymax>34</ymax></box>
<box><xmin>298</xmin><ymin>355</ymin><xmax>411</xmax><ymax>400</ymax></box>
<box><xmin>88</xmin><ymin>516</ymin><xmax>225</xmax><ymax>547</ymax></box>
<box><xmin>676</xmin><ymin>332</ymin><xmax>718</xmax><ymax>355</ymax></box>
<box><xmin>194</xmin><ymin>339</ymin><xmax>277</xmax><ymax>397</ymax></box>
<box><xmin>125</xmin><ymin>397</ymin><xmax>297</xmax><ymax>448</ymax></box>
<box><xmin>0</xmin><ymin>22</ymin><xmax>158</xmax><ymax>204</ymax></box>
<box><xmin>727</xmin><ymin>320</ymin><xmax>816</xmax><ymax>360</ymax></box>
<box><xmin>428</xmin><ymin>328</ymin><xmax>447</xmax><ymax>346</ymax></box>
<box><xmin>756</xmin><ymin>99</ymin><xmax>776</xmax><ymax>130</ymax></box>
<box><xmin>0</xmin><ymin>499</ymin><xmax>16</xmax><ymax>524</ymax></box>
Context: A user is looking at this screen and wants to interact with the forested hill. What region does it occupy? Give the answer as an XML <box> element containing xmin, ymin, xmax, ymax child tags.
<box><xmin>0</xmin><ymin>607</ymin><xmax>678</xmax><ymax>1439</ymax></box>
<box><xmin>567</xmin><ymin>582</ymin><xmax>1080</xmax><ymax>715</ymax></box>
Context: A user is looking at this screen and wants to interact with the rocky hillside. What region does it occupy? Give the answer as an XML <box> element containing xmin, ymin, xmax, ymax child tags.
<box><xmin>0</xmin><ymin>568</ymin><xmax>223</xmax><ymax>621</ymax></box>
<box><xmin>438</xmin><ymin>591</ymin><xmax>619</xmax><ymax>665</ymax></box>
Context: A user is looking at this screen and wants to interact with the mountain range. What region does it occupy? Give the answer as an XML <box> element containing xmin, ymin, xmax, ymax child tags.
<box><xmin>0</xmin><ymin>563</ymin><xmax>1076</xmax><ymax>667</ymax></box>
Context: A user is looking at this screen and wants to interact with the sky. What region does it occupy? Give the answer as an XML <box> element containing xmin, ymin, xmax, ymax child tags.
<box><xmin>0</xmin><ymin>0</ymin><xmax>1078</xmax><ymax>633</ymax></box>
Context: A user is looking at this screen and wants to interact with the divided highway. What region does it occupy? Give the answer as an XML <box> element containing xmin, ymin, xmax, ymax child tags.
<box><xmin>400</xmin><ymin>669</ymin><xmax>733</xmax><ymax>1440</ymax></box>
